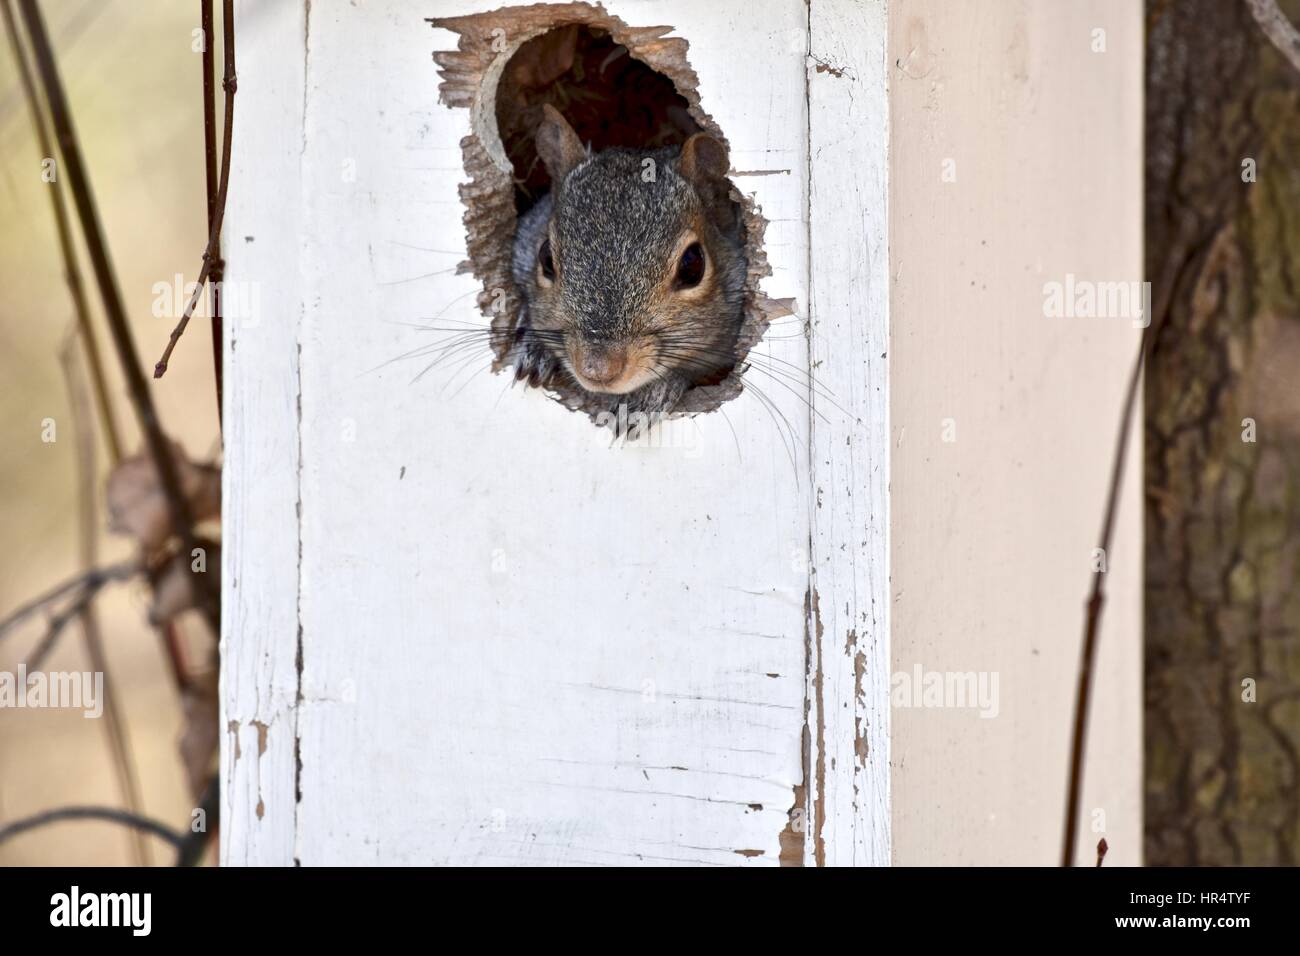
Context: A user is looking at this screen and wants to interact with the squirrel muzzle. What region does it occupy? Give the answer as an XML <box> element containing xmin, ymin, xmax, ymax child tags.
<box><xmin>570</xmin><ymin>341</ymin><xmax>656</xmax><ymax>394</ymax></box>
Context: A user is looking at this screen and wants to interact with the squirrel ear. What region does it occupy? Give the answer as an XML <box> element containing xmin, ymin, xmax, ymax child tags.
<box><xmin>536</xmin><ymin>105</ymin><xmax>587</xmax><ymax>184</ymax></box>
<box><xmin>678</xmin><ymin>133</ymin><xmax>730</xmax><ymax>187</ymax></box>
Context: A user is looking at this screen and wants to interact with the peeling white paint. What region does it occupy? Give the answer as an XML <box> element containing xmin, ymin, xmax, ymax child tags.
<box><xmin>222</xmin><ymin>0</ymin><xmax>891</xmax><ymax>866</ymax></box>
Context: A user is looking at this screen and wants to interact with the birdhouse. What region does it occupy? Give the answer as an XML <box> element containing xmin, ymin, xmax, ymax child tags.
<box><xmin>222</xmin><ymin>0</ymin><xmax>1141</xmax><ymax>866</ymax></box>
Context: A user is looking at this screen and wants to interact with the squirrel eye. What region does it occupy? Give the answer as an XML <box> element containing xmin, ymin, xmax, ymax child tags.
<box><xmin>676</xmin><ymin>242</ymin><xmax>705</xmax><ymax>289</ymax></box>
<box><xmin>539</xmin><ymin>238</ymin><xmax>556</xmax><ymax>282</ymax></box>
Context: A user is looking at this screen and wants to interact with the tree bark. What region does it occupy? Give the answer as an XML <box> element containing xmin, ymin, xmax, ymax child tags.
<box><xmin>1145</xmin><ymin>0</ymin><xmax>1300</xmax><ymax>865</ymax></box>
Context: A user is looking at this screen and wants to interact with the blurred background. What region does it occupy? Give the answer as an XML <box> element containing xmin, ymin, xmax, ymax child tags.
<box><xmin>0</xmin><ymin>0</ymin><xmax>219</xmax><ymax>864</ymax></box>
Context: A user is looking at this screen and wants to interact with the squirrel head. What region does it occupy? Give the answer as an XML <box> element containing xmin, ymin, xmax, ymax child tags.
<box><xmin>518</xmin><ymin>105</ymin><xmax>746</xmax><ymax>398</ymax></box>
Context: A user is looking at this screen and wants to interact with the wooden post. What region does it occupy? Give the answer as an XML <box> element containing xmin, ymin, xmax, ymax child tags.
<box><xmin>222</xmin><ymin>0</ymin><xmax>1142</xmax><ymax>866</ymax></box>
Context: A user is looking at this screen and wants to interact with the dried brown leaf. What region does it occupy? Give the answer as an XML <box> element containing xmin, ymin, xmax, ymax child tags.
<box><xmin>106</xmin><ymin>440</ymin><xmax>220</xmax><ymax>553</ymax></box>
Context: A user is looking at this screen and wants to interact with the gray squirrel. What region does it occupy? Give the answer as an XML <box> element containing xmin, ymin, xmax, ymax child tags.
<box><xmin>510</xmin><ymin>105</ymin><xmax>747</xmax><ymax>422</ymax></box>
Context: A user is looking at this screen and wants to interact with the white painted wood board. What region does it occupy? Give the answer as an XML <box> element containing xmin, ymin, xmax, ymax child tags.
<box><xmin>220</xmin><ymin>0</ymin><xmax>306</xmax><ymax>867</ymax></box>
<box><xmin>887</xmin><ymin>0</ymin><xmax>1143</xmax><ymax>865</ymax></box>
<box><xmin>222</xmin><ymin>0</ymin><xmax>893</xmax><ymax>866</ymax></box>
<box><xmin>807</xmin><ymin>0</ymin><xmax>892</xmax><ymax>867</ymax></box>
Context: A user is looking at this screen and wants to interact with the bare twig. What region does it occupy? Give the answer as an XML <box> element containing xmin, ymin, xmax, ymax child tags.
<box><xmin>0</xmin><ymin>561</ymin><xmax>138</xmax><ymax>642</ymax></box>
<box><xmin>202</xmin><ymin>0</ymin><xmax>224</xmax><ymax>425</ymax></box>
<box><xmin>16</xmin><ymin>0</ymin><xmax>216</xmax><ymax>623</ymax></box>
<box><xmin>1061</xmin><ymin>340</ymin><xmax>1145</xmax><ymax>867</ymax></box>
<box><xmin>0</xmin><ymin>806</ymin><xmax>185</xmax><ymax>851</ymax></box>
<box><xmin>1061</xmin><ymin>219</ymin><xmax>1215</xmax><ymax>865</ymax></box>
<box><xmin>5</xmin><ymin>0</ymin><xmax>190</xmax><ymax>692</ymax></box>
<box><xmin>22</xmin><ymin>571</ymin><xmax>117</xmax><ymax>672</ymax></box>
<box><xmin>154</xmin><ymin>0</ymin><xmax>235</xmax><ymax>380</ymax></box>
<box><xmin>1246</xmin><ymin>0</ymin><xmax>1300</xmax><ymax>73</ymax></box>
<box><xmin>59</xmin><ymin>333</ymin><xmax>150</xmax><ymax>866</ymax></box>
<box><xmin>0</xmin><ymin>0</ymin><xmax>120</xmax><ymax>461</ymax></box>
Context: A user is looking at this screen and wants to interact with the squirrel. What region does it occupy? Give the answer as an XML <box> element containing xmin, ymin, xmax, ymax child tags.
<box><xmin>509</xmin><ymin>104</ymin><xmax>747</xmax><ymax>424</ymax></box>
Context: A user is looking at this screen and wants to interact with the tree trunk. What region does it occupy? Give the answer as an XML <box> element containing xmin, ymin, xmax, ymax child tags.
<box><xmin>1145</xmin><ymin>0</ymin><xmax>1300</xmax><ymax>865</ymax></box>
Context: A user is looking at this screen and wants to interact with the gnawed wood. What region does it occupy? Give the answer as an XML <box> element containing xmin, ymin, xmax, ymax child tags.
<box><xmin>430</xmin><ymin>2</ymin><xmax>789</xmax><ymax>421</ymax></box>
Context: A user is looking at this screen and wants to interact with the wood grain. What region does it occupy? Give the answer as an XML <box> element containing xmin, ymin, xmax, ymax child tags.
<box><xmin>224</xmin><ymin>0</ymin><xmax>834</xmax><ymax>866</ymax></box>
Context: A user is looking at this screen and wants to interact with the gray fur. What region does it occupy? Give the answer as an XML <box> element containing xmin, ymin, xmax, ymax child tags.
<box><xmin>510</xmin><ymin>141</ymin><xmax>747</xmax><ymax>428</ymax></box>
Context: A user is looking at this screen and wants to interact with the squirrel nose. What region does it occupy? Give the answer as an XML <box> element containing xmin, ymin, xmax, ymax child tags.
<box><xmin>577</xmin><ymin>347</ymin><xmax>627</xmax><ymax>387</ymax></box>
